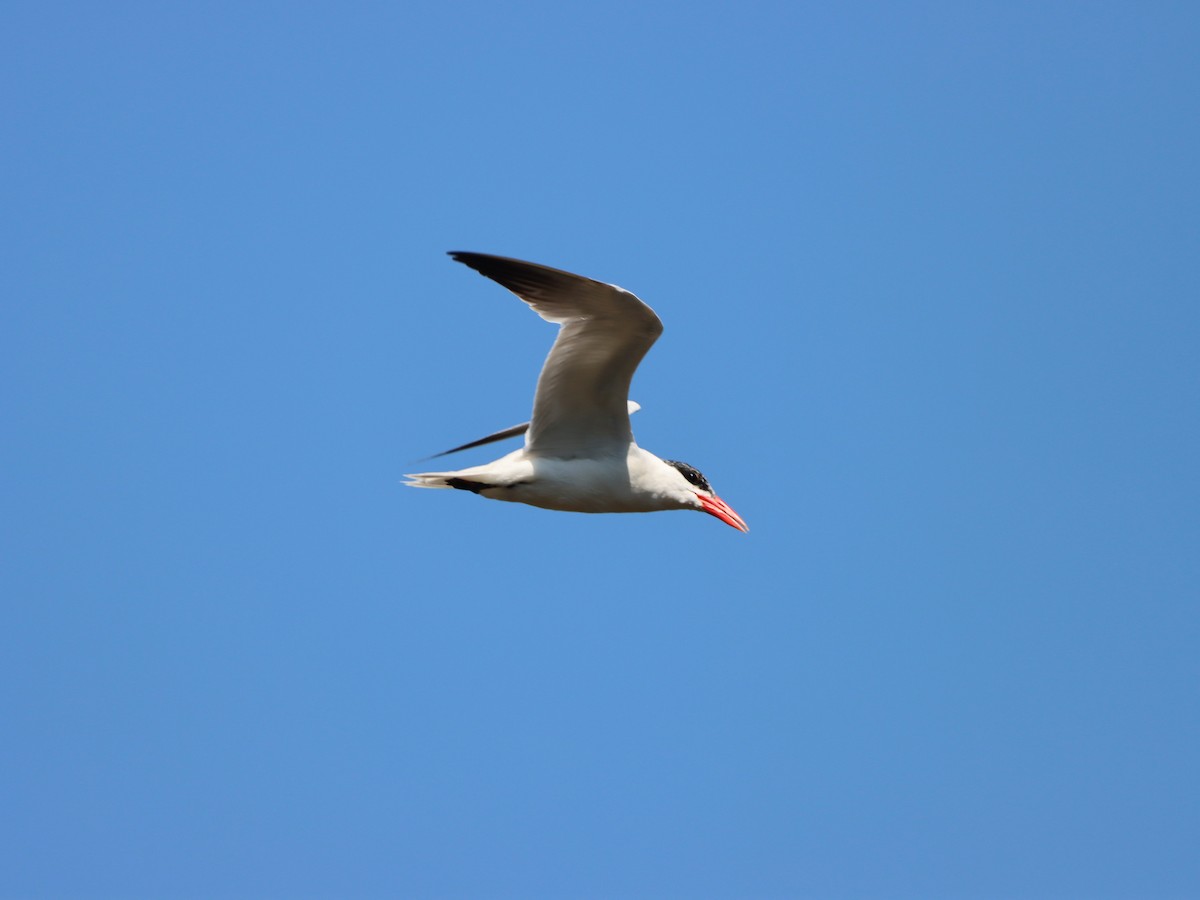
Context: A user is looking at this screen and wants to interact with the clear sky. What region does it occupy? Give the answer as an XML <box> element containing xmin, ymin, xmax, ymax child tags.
<box><xmin>3</xmin><ymin>3</ymin><xmax>1198</xmax><ymax>898</ymax></box>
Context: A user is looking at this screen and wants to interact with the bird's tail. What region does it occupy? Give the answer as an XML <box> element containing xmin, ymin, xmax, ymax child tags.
<box><xmin>403</xmin><ymin>471</ymin><xmax>458</xmax><ymax>489</ymax></box>
<box><xmin>403</xmin><ymin>469</ymin><xmax>500</xmax><ymax>495</ymax></box>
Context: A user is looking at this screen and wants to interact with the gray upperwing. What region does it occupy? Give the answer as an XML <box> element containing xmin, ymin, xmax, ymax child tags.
<box><xmin>427</xmin><ymin>401</ymin><xmax>641</xmax><ymax>459</ymax></box>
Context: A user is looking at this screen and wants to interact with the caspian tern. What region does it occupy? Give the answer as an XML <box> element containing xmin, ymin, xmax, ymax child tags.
<box><xmin>405</xmin><ymin>252</ymin><xmax>748</xmax><ymax>533</ymax></box>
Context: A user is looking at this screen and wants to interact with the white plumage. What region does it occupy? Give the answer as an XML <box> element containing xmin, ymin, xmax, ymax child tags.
<box><xmin>405</xmin><ymin>252</ymin><xmax>748</xmax><ymax>533</ymax></box>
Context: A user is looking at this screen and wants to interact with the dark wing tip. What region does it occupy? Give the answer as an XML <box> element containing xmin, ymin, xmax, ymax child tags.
<box><xmin>447</xmin><ymin>251</ymin><xmax>496</xmax><ymax>276</ymax></box>
<box><xmin>446</xmin><ymin>250</ymin><xmax>534</xmax><ymax>282</ymax></box>
<box><xmin>445</xmin><ymin>251</ymin><xmax>597</xmax><ymax>302</ymax></box>
<box><xmin>447</xmin><ymin>250</ymin><xmax>510</xmax><ymax>270</ymax></box>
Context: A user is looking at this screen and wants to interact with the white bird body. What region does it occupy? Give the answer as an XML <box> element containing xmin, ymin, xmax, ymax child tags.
<box><xmin>405</xmin><ymin>252</ymin><xmax>748</xmax><ymax>533</ymax></box>
<box><xmin>410</xmin><ymin>445</ymin><xmax>701</xmax><ymax>513</ymax></box>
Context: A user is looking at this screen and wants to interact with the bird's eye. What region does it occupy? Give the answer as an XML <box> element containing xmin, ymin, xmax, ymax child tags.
<box><xmin>665</xmin><ymin>459</ymin><xmax>712</xmax><ymax>493</ymax></box>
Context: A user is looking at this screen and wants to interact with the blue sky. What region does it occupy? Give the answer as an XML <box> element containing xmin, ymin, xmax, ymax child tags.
<box><xmin>3</xmin><ymin>2</ymin><xmax>1198</xmax><ymax>897</ymax></box>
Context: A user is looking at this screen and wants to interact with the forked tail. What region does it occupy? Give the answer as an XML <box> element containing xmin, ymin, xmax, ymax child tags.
<box><xmin>403</xmin><ymin>471</ymin><xmax>457</xmax><ymax>489</ymax></box>
<box><xmin>403</xmin><ymin>471</ymin><xmax>494</xmax><ymax>494</ymax></box>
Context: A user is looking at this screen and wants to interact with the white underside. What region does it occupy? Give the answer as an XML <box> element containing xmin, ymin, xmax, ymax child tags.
<box><xmin>405</xmin><ymin>444</ymin><xmax>695</xmax><ymax>514</ymax></box>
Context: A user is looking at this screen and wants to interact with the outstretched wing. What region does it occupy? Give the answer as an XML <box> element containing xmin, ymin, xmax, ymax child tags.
<box><xmin>449</xmin><ymin>252</ymin><xmax>662</xmax><ymax>457</ymax></box>
<box><xmin>427</xmin><ymin>402</ymin><xmax>642</xmax><ymax>459</ymax></box>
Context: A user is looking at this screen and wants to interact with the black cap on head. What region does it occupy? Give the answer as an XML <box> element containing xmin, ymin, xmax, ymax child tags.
<box><xmin>664</xmin><ymin>459</ymin><xmax>712</xmax><ymax>493</ymax></box>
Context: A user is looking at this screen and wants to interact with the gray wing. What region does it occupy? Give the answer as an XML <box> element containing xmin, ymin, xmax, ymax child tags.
<box><xmin>427</xmin><ymin>402</ymin><xmax>642</xmax><ymax>459</ymax></box>
<box><xmin>449</xmin><ymin>252</ymin><xmax>662</xmax><ymax>457</ymax></box>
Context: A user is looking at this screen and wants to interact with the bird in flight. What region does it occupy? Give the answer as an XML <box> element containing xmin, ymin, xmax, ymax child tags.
<box><xmin>405</xmin><ymin>252</ymin><xmax>748</xmax><ymax>532</ymax></box>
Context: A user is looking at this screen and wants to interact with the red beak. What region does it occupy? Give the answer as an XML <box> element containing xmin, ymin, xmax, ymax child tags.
<box><xmin>698</xmin><ymin>493</ymin><xmax>749</xmax><ymax>533</ymax></box>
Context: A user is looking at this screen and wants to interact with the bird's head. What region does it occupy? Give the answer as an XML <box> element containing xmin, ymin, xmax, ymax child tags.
<box><xmin>661</xmin><ymin>459</ymin><xmax>749</xmax><ymax>533</ymax></box>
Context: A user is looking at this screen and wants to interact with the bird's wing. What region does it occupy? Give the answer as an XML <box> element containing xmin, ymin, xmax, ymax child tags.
<box><xmin>449</xmin><ymin>252</ymin><xmax>662</xmax><ymax>457</ymax></box>
<box><xmin>425</xmin><ymin>419</ymin><xmax>533</xmax><ymax>459</ymax></box>
<box><xmin>428</xmin><ymin>402</ymin><xmax>642</xmax><ymax>459</ymax></box>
